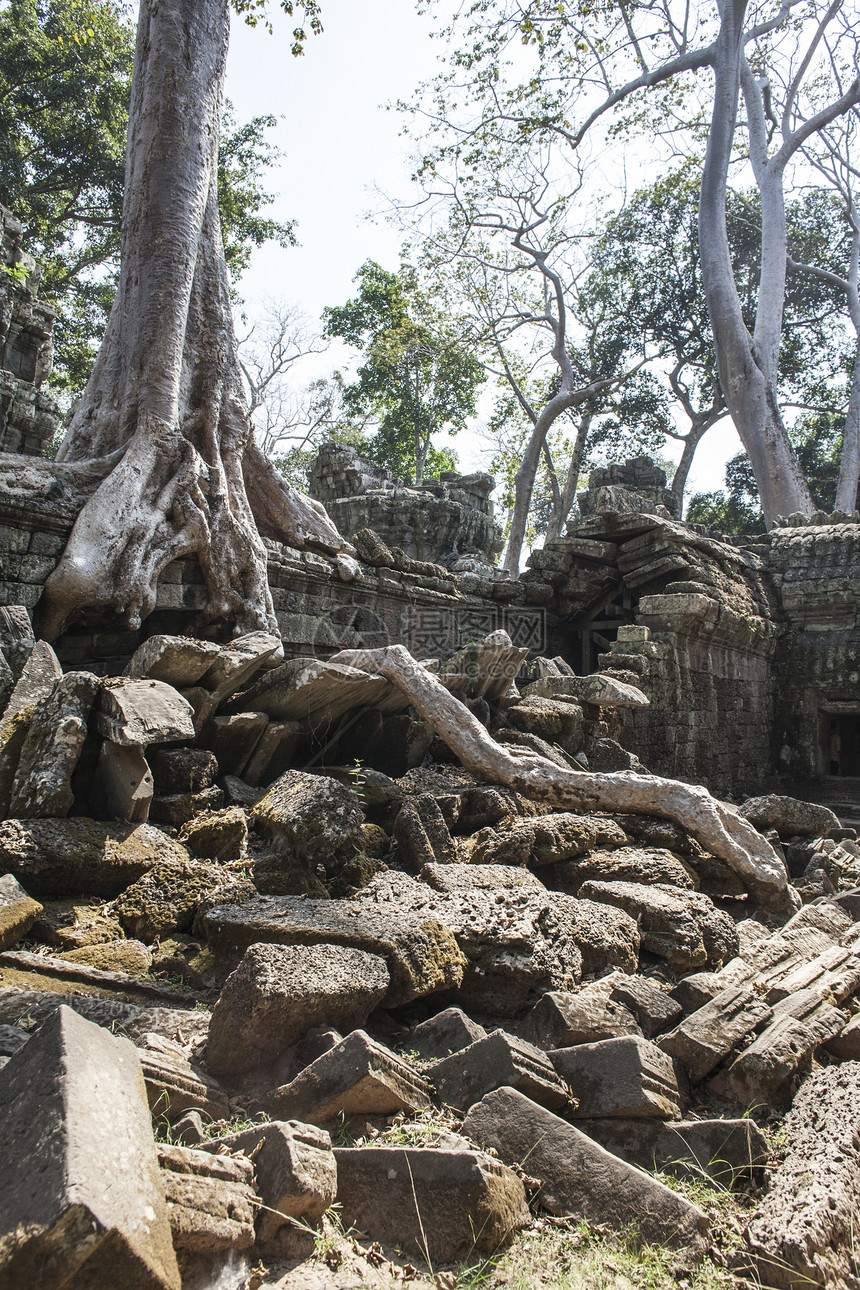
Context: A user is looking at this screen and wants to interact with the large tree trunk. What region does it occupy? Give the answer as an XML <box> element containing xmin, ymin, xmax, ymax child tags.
<box><xmin>835</xmin><ymin>231</ymin><xmax>860</xmax><ymax>513</ymax></box>
<box><xmin>544</xmin><ymin>412</ymin><xmax>590</xmax><ymax>542</ymax></box>
<box><xmin>33</xmin><ymin>0</ymin><xmax>347</xmax><ymax>641</ymax></box>
<box><xmin>698</xmin><ymin>0</ymin><xmax>814</xmax><ymax>528</ymax></box>
<box><xmin>331</xmin><ymin>644</ymin><xmax>797</xmax><ymax>913</ymax></box>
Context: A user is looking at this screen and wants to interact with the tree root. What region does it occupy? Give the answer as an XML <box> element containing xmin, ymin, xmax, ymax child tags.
<box><xmin>330</xmin><ymin>644</ymin><xmax>798</xmax><ymax>914</ymax></box>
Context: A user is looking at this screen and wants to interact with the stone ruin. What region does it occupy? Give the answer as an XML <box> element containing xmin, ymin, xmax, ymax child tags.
<box><xmin>3</xmin><ymin>224</ymin><xmax>860</xmax><ymax>1288</ymax></box>
<box><xmin>0</xmin><ymin>206</ymin><xmax>61</xmax><ymax>458</ymax></box>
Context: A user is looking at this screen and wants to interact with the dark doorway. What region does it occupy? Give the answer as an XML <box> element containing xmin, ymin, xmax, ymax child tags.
<box><xmin>825</xmin><ymin>715</ymin><xmax>860</xmax><ymax>777</ymax></box>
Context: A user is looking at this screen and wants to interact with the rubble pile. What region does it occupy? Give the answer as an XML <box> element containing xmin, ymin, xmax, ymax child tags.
<box><xmin>1</xmin><ymin>613</ymin><xmax>860</xmax><ymax>1287</ymax></box>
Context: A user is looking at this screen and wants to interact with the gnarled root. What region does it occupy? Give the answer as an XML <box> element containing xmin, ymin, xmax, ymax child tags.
<box><xmin>331</xmin><ymin>644</ymin><xmax>797</xmax><ymax>914</ymax></box>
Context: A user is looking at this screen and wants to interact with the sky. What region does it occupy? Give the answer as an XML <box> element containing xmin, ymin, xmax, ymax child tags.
<box><xmin>223</xmin><ymin>0</ymin><xmax>744</xmax><ymax>497</ymax></box>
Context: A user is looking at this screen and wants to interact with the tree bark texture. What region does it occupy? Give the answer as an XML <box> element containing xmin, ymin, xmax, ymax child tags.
<box><xmin>330</xmin><ymin>644</ymin><xmax>797</xmax><ymax>914</ymax></box>
<box><xmin>32</xmin><ymin>0</ymin><xmax>346</xmax><ymax>640</ymax></box>
<box><xmin>698</xmin><ymin>0</ymin><xmax>814</xmax><ymax>526</ymax></box>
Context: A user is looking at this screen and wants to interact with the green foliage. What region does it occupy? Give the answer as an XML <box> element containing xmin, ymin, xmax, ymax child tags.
<box><xmin>0</xmin><ymin>0</ymin><xmax>299</xmax><ymax>399</ymax></box>
<box><xmin>323</xmin><ymin>260</ymin><xmax>483</xmax><ymax>484</ymax></box>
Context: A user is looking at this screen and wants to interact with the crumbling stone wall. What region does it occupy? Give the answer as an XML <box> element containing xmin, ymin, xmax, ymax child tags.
<box><xmin>310</xmin><ymin>443</ymin><xmax>504</xmax><ymax>567</ymax></box>
<box><xmin>0</xmin><ymin>206</ymin><xmax>60</xmax><ymax>457</ymax></box>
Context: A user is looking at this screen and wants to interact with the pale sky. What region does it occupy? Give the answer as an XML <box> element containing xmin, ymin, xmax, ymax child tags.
<box><xmin>224</xmin><ymin>0</ymin><xmax>743</xmax><ymax>497</ymax></box>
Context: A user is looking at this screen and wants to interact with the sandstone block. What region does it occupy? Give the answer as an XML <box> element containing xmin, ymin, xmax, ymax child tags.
<box><xmin>258</xmin><ymin>1030</ymin><xmax>433</xmax><ymax>1125</ymax></box>
<box><xmin>9</xmin><ymin>671</ymin><xmax>99</xmax><ymax>818</ymax></box>
<box><xmin>206</xmin><ymin>942</ymin><xmax>390</xmax><ymax>1076</ymax></box>
<box><xmin>659</xmin><ymin>986</ymin><xmax>772</xmax><ymax>1084</ymax></box>
<box><xmin>462</xmin><ymin>1087</ymin><xmax>709</xmax><ymax>1254</ymax></box>
<box><xmin>204</xmin><ymin>711</ymin><xmax>267</xmax><ymax>777</ymax></box>
<box><xmin>427</xmin><ymin>1029</ymin><xmax>569</xmax><ymax>1113</ymax></box>
<box><xmin>113</xmin><ymin>859</ymin><xmax>255</xmax><ymax>942</ymax></box>
<box><xmin>95</xmin><ymin>677</ymin><xmax>195</xmax><ymax>746</ymax></box>
<box><xmin>157</xmin><ymin>1143</ymin><xmax>256</xmax><ymax>1256</ymax></box>
<box><xmin>333</xmin><ymin>1145</ymin><xmax>529</xmax><ymax>1262</ymax></box>
<box><xmin>0</xmin><ymin>818</ymin><xmax>189</xmax><ymax>898</ymax></box>
<box><xmin>576</xmin><ymin>1116</ymin><xmax>768</xmax><ymax>1185</ymax></box>
<box><xmin>91</xmin><ymin>740</ymin><xmax>154</xmax><ymax>823</ymax></box>
<box><xmin>198</xmin><ymin>630</ymin><xmax>283</xmax><ymax>704</ymax></box>
<box><xmin>178</xmin><ymin>806</ymin><xmax>247</xmax><ymax>862</ymax></box>
<box><xmin>550</xmin><ymin>1035</ymin><xmax>684</xmax><ymax>1119</ymax></box>
<box><xmin>407</xmin><ymin>1006</ymin><xmax>486</xmax><ymax>1061</ymax></box>
<box><xmin>610</xmin><ymin>974</ymin><xmax>683</xmax><ymax>1036</ymax></box>
<box><xmin>125</xmin><ymin>635</ymin><xmax>221</xmax><ymax>687</ymax></box>
<box><xmin>0</xmin><ymin>872</ymin><xmax>41</xmax><ymax>951</ymax></box>
<box><xmin>523</xmin><ymin>983</ymin><xmax>641</xmax><ymax>1050</ymax></box>
<box><xmin>149</xmin><ymin>747</ymin><xmax>219</xmax><ymax>794</ymax></box>
<box><xmin>0</xmin><ymin>1006</ymin><xmax>180</xmax><ymax>1290</ymax></box>
<box><xmin>577</xmin><ymin>880</ymin><xmax>738</xmax><ymax>971</ymax></box>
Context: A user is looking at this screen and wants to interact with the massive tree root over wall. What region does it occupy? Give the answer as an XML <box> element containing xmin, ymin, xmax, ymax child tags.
<box><xmin>331</xmin><ymin>644</ymin><xmax>797</xmax><ymax>915</ymax></box>
<box><xmin>29</xmin><ymin>0</ymin><xmax>347</xmax><ymax>641</ymax></box>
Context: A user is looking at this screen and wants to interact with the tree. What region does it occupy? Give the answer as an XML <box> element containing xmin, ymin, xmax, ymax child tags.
<box><xmin>27</xmin><ymin>0</ymin><xmax>344</xmax><ymax>641</ymax></box>
<box><xmin>409</xmin><ymin>0</ymin><xmax>860</xmax><ymax>527</ymax></box>
<box><xmin>0</xmin><ymin>0</ymin><xmax>295</xmax><ymax>397</ymax></box>
<box><xmin>322</xmin><ymin>260</ymin><xmax>483</xmax><ymax>485</ymax></box>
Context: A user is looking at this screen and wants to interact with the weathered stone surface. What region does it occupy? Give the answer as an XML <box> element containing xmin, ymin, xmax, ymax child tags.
<box><xmin>125</xmin><ymin>634</ymin><xmax>221</xmax><ymax>687</ymax></box>
<box><xmin>0</xmin><ymin>649</ymin><xmax>11</xmax><ymax>715</ymax></box>
<box><xmin>198</xmin><ymin>629</ymin><xmax>283</xmax><ymax>704</ymax></box>
<box><xmin>0</xmin><ymin>638</ymin><xmax>61</xmax><ymax>733</ymax></box>
<box><xmin>95</xmin><ymin>678</ymin><xmax>195</xmax><ymax>747</ymax></box>
<box><xmin>232</xmin><ymin>656</ymin><xmax>394</xmax><ymax>725</ymax></box>
<box><xmin>523</xmin><ymin>673</ymin><xmax>649</xmax><ymax>708</ymax></box>
<box><xmin>178</xmin><ymin>806</ymin><xmax>247</xmax><ymax>862</ymax></box>
<box><xmin>204</xmin><ymin>711</ymin><xmax>267</xmax><ymax>777</ymax></box>
<box><xmin>149</xmin><ymin>747</ymin><xmax>219</xmax><ymax>795</ymax></box>
<box><xmin>610</xmin><ymin>974</ymin><xmax>683</xmax><ymax>1037</ymax></box>
<box><xmin>0</xmin><ymin>818</ymin><xmax>190</xmax><ymax>898</ymax></box>
<box><xmin>206</xmin><ymin>942</ymin><xmax>390</xmax><ymax>1076</ymax></box>
<box><xmin>466</xmin><ymin>812</ymin><xmax>628</xmax><ymax>867</ymax></box>
<box><xmin>0</xmin><ymin>946</ymin><xmax>182</xmax><ymax>1003</ymax></box>
<box><xmin>550</xmin><ymin>1035</ymin><xmax>684</xmax><ymax>1119</ymax></box>
<box><xmin>407</xmin><ymin>1006</ymin><xmax>487</xmax><ymax>1061</ymax></box>
<box><xmin>243</xmin><ymin>718</ymin><xmax>301</xmax><ymax>786</ymax></box>
<box><xmin>201</xmin><ymin>1121</ymin><xmax>336</xmax><ymax>1240</ymax></box>
<box><xmin>258</xmin><ymin>1029</ymin><xmax>433</xmax><ymax>1124</ymax></box>
<box><xmin>710</xmin><ymin>990</ymin><xmax>847</xmax><ymax>1108</ymax></box>
<box><xmin>0</xmin><ymin>872</ymin><xmax>41</xmax><ymax>950</ymax></box>
<box><xmin>32</xmin><ymin>900</ymin><xmax>124</xmax><ymax>950</ymax></box>
<box><xmin>9</xmin><ymin>671</ymin><xmax>99</xmax><ymax>818</ymax></box>
<box><xmin>505</xmin><ymin>695</ymin><xmax>584</xmax><ymax>752</ymax></box>
<box><xmin>577</xmin><ymin>880</ymin><xmax>738</xmax><ymax>971</ymax></box>
<box><xmin>150</xmin><ymin>784</ymin><xmax>224</xmax><ymax>826</ymax></box>
<box><xmin>113</xmin><ymin>859</ymin><xmax>255</xmax><ymax>942</ymax></box>
<box><xmin>91</xmin><ymin>740</ymin><xmax>154</xmax><ymax>823</ymax></box>
<box><xmin>199</xmin><ymin>893</ymin><xmax>466</xmax><ymax>1007</ymax></box>
<box><xmin>61</xmin><ymin>938</ymin><xmax>152</xmax><ymax>975</ymax></box>
<box><xmin>0</xmin><ymin>988</ymin><xmax>210</xmax><ymax>1045</ymax></box>
<box><xmin>140</xmin><ymin>1033</ymin><xmax>230</xmax><ymax>1125</ymax></box>
<box><xmin>158</xmin><ymin>1143</ymin><xmax>256</xmax><ymax>1255</ymax></box>
<box><xmin>419</xmin><ymin>861</ymin><xmax>546</xmax><ymax>893</ymax></box>
<box><xmin>437</xmin><ymin>629</ymin><xmax>528</xmax><ymax>702</ymax></box>
<box><xmin>659</xmin><ymin>986</ymin><xmax>773</xmax><ymax>1084</ymax></box>
<box><xmin>253</xmin><ymin>769</ymin><xmax>366</xmax><ymax>886</ymax></box>
<box><xmin>745</xmin><ymin>1063</ymin><xmax>860</xmax><ymax>1288</ymax></box>
<box><xmin>523</xmin><ymin>982</ymin><xmax>641</xmax><ymax>1050</ymax></box>
<box><xmin>576</xmin><ymin>1116</ymin><xmax>769</xmax><ymax>1185</ymax></box>
<box><xmin>392</xmin><ymin>794</ymin><xmax>457</xmax><ymax>869</ymax></box>
<box><xmin>334</xmin><ymin>1145</ymin><xmax>529</xmax><ymax>1261</ymax></box>
<box><xmin>462</xmin><ymin>1087</ymin><xmax>709</xmax><ymax>1254</ymax></box>
<box><xmin>0</xmin><ymin>704</ymin><xmax>33</xmax><ymax>819</ymax></box>
<box><xmin>427</xmin><ymin>1029</ymin><xmax>569</xmax><ymax>1113</ymax></box>
<box><xmin>826</xmin><ymin>1010</ymin><xmax>860</xmax><ymax>1059</ymax></box>
<box><xmin>669</xmin><ymin>972</ymin><xmax>724</xmax><ymax>1014</ymax></box>
<box><xmin>740</xmin><ymin>794</ymin><xmax>842</xmax><ymax>839</ymax></box>
<box><xmin>546</xmin><ymin>846</ymin><xmax>696</xmax><ymax>895</ymax></box>
<box><xmin>0</xmin><ymin>1006</ymin><xmax>180</xmax><ymax>1290</ymax></box>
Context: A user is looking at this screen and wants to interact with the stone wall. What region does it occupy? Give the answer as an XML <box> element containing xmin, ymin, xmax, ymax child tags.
<box><xmin>309</xmin><ymin>443</ymin><xmax>504</xmax><ymax>567</ymax></box>
<box><xmin>0</xmin><ymin>206</ymin><xmax>61</xmax><ymax>456</ymax></box>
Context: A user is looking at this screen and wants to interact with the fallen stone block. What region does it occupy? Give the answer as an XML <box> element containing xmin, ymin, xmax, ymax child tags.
<box><xmin>427</xmin><ymin>1029</ymin><xmax>569</xmax><ymax>1113</ymax></box>
<box><xmin>61</xmin><ymin>938</ymin><xmax>152</xmax><ymax>975</ymax></box>
<box><xmin>709</xmin><ymin>991</ymin><xmax>847</xmax><ymax>1109</ymax></box>
<box><xmin>231</xmin><ymin>655</ymin><xmax>394</xmax><ymax>725</ymax></box>
<box><xmin>610</xmin><ymin>974</ymin><xmax>683</xmax><ymax>1037</ymax></box>
<box><xmin>201</xmin><ymin>1121</ymin><xmax>336</xmax><ymax>1242</ymax></box>
<box><xmin>9</xmin><ymin>671</ymin><xmax>99</xmax><ymax>818</ymax></box>
<box><xmin>466</xmin><ymin>812</ymin><xmax>627</xmax><ymax>867</ymax></box>
<box><xmin>158</xmin><ymin>1143</ymin><xmax>256</xmax><ymax>1265</ymax></box>
<box><xmin>575</xmin><ymin>1116</ymin><xmax>768</xmax><ymax>1186</ymax></box>
<box><xmin>333</xmin><ymin>1145</ymin><xmax>529</xmax><ymax>1261</ymax></box>
<box><xmin>198</xmin><ymin>630</ymin><xmax>283</xmax><ymax>705</ymax></box>
<box><xmin>0</xmin><ymin>1023</ymin><xmax>28</xmax><ymax>1057</ymax></box>
<box><xmin>149</xmin><ymin>747</ymin><xmax>219</xmax><ymax>795</ymax></box>
<box><xmin>199</xmin><ymin>893</ymin><xmax>466</xmax><ymax>1007</ymax></box>
<box><xmin>669</xmin><ymin>973</ymin><xmax>724</xmax><ymax>1014</ymax></box>
<box><xmin>0</xmin><ymin>1005</ymin><xmax>180</xmax><ymax>1289</ymax></box>
<box><xmin>658</xmin><ymin>986</ymin><xmax>773</xmax><ymax>1084</ymax></box>
<box><xmin>253</xmin><ymin>769</ymin><xmax>366</xmax><ymax>877</ymax></box>
<box><xmin>0</xmin><ymin>638</ymin><xmax>61</xmax><ymax>734</ymax></box>
<box><xmin>745</xmin><ymin>1062</ymin><xmax>860</xmax><ymax>1288</ymax></box>
<box><xmin>205</xmin><ymin>711</ymin><xmax>268</xmax><ymax>777</ymax></box>
<box><xmin>0</xmin><ymin>817</ymin><xmax>190</xmax><ymax>898</ymax></box>
<box><xmin>125</xmin><ymin>635</ymin><xmax>221</xmax><ymax>687</ymax></box>
<box><xmin>826</xmin><ymin>1010</ymin><xmax>860</xmax><ymax>1059</ymax></box>
<box><xmin>206</xmin><ymin>942</ymin><xmax>390</xmax><ymax>1076</ymax></box>
<box><xmin>243</xmin><ymin>718</ymin><xmax>301</xmax><ymax>786</ymax></box>
<box><xmin>257</xmin><ymin>1029</ymin><xmax>433</xmax><ymax>1124</ymax></box>
<box><xmin>178</xmin><ymin>806</ymin><xmax>247</xmax><ymax>862</ymax></box>
<box><xmin>95</xmin><ymin>677</ymin><xmax>195</xmax><ymax>746</ymax></box>
<box><xmin>462</xmin><ymin>1087</ymin><xmax>709</xmax><ymax>1254</ymax></box>
<box><xmin>407</xmin><ymin>1006</ymin><xmax>487</xmax><ymax>1061</ymax></box>
<box><xmin>392</xmin><ymin>794</ymin><xmax>457</xmax><ymax>869</ymax></box>
<box><xmin>523</xmin><ymin>982</ymin><xmax>641</xmax><ymax>1050</ymax></box>
<box><xmin>113</xmin><ymin>859</ymin><xmax>255</xmax><ymax>941</ymax></box>
<box><xmin>577</xmin><ymin>880</ymin><xmax>738</xmax><ymax>971</ymax></box>
<box><xmin>150</xmin><ymin>784</ymin><xmax>224</xmax><ymax>826</ymax></box>
<box><xmin>0</xmin><ymin>987</ymin><xmax>210</xmax><ymax>1045</ymax></box>
<box><xmin>550</xmin><ymin>1035</ymin><xmax>684</xmax><ymax>1118</ymax></box>
<box><xmin>546</xmin><ymin>846</ymin><xmax>697</xmax><ymax>895</ymax></box>
<box><xmin>0</xmin><ymin>947</ymin><xmax>184</xmax><ymax>1004</ymax></box>
<box><xmin>740</xmin><ymin>794</ymin><xmax>842</xmax><ymax>839</ymax></box>
<box><xmin>0</xmin><ymin>704</ymin><xmax>33</xmax><ymax>819</ymax></box>
<box><xmin>765</xmin><ymin>942</ymin><xmax>860</xmax><ymax>1005</ymax></box>
<box><xmin>91</xmin><ymin>740</ymin><xmax>154</xmax><ymax>823</ymax></box>
<box><xmin>422</xmin><ymin>861</ymin><xmax>546</xmax><ymax>893</ymax></box>
<box><xmin>139</xmin><ymin>1033</ymin><xmax>230</xmax><ymax>1125</ymax></box>
<box><xmin>0</xmin><ymin>873</ymin><xmax>41</xmax><ymax>951</ymax></box>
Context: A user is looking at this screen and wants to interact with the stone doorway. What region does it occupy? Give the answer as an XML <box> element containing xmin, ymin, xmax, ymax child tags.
<box><xmin>823</xmin><ymin>712</ymin><xmax>860</xmax><ymax>778</ymax></box>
